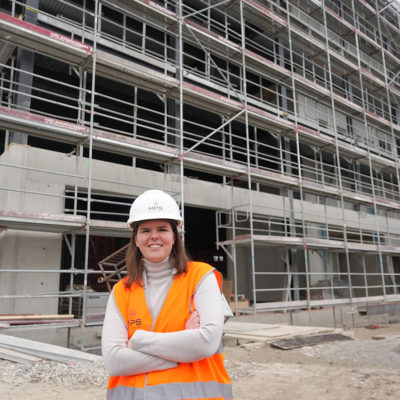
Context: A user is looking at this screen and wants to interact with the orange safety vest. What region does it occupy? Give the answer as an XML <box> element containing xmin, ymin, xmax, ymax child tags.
<box><xmin>107</xmin><ymin>261</ymin><xmax>233</xmax><ymax>400</ymax></box>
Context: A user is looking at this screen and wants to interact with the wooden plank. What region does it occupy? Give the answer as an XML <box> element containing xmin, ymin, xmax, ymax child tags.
<box><xmin>1</xmin><ymin>319</ymin><xmax>76</xmax><ymax>325</ymax></box>
<box><xmin>0</xmin><ymin>314</ymin><xmax>74</xmax><ymax>321</ymax></box>
<box><xmin>270</xmin><ymin>333</ymin><xmax>353</xmax><ymax>350</ymax></box>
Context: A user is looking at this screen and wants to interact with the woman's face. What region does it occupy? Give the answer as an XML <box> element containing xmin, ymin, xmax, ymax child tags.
<box><xmin>135</xmin><ymin>219</ymin><xmax>175</xmax><ymax>263</ymax></box>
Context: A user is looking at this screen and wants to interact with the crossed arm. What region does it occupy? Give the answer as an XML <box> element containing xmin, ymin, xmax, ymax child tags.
<box><xmin>101</xmin><ymin>273</ymin><xmax>224</xmax><ymax>377</ymax></box>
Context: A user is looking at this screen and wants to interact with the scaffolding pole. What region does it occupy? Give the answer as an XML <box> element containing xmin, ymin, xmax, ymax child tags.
<box><xmin>238</xmin><ymin>0</ymin><xmax>257</xmax><ymax>317</ymax></box>
<box><xmin>321</xmin><ymin>2</ymin><xmax>355</xmax><ymax>325</ymax></box>
<box><xmin>286</xmin><ymin>0</ymin><xmax>312</xmax><ymax>324</ymax></box>
<box><xmin>80</xmin><ymin>0</ymin><xmax>99</xmax><ymax>351</ymax></box>
<box><xmin>351</xmin><ymin>0</ymin><xmax>387</xmax><ymax>302</ymax></box>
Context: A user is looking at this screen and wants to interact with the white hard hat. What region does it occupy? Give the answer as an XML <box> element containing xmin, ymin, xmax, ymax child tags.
<box><xmin>127</xmin><ymin>190</ymin><xmax>183</xmax><ymax>228</ymax></box>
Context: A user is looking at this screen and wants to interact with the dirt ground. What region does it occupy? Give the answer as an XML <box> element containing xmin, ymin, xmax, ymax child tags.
<box><xmin>230</xmin><ymin>323</ymin><xmax>400</xmax><ymax>400</ymax></box>
<box><xmin>1</xmin><ymin>324</ymin><xmax>400</xmax><ymax>400</ymax></box>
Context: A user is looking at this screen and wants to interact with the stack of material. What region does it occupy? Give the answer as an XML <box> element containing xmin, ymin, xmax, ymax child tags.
<box><xmin>0</xmin><ymin>314</ymin><xmax>77</xmax><ymax>328</ymax></box>
<box><xmin>224</xmin><ymin>321</ymin><xmax>352</xmax><ymax>348</ymax></box>
<box><xmin>228</xmin><ymin>295</ymin><xmax>251</xmax><ymax>313</ymax></box>
<box><xmin>222</xmin><ymin>280</ymin><xmax>250</xmax><ymax>314</ymax></box>
<box><xmin>0</xmin><ymin>334</ymin><xmax>101</xmax><ymax>364</ymax></box>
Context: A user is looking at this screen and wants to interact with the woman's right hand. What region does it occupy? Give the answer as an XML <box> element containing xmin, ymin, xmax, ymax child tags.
<box><xmin>185</xmin><ymin>311</ymin><xmax>200</xmax><ymax>330</ymax></box>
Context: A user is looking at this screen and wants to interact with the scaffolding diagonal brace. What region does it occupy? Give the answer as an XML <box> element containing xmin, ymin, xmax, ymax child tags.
<box><xmin>182</xmin><ymin>108</ymin><xmax>245</xmax><ymax>156</ymax></box>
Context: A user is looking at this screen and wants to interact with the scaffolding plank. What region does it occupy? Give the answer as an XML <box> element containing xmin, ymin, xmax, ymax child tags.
<box><xmin>323</xmin><ymin>5</ymin><xmax>354</xmax><ymax>31</ymax></box>
<box><xmin>37</xmin><ymin>12</ymin><xmax>175</xmax><ymax>74</ymax></box>
<box><xmin>0</xmin><ymin>12</ymin><xmax>91</xmax><ymax>65</ymax></box>
<box><xmin>0</xmin><ymin>113</ymin><xmax>398</xmax><ymax>214</ymax></box>
<box><xmin>219</xmin><ymin>234</ymin><xmax>400</xmax><ymax>255</ymax></box>
<box><xmin>245</xmin><ymin>0</ymin><xmax>287</xmax><ymax>27</ymax></box>
<box><xmin>86</xmin><ymin>220</ymin><xmax>130</xmax><ymax>238</ymax></box>
<box><xmin>251</xmin><ymin>295</ymin><xmax>400</xmax><ymax>311</ymax></box>
<box><xmin>0</xmin><ymin>105</ymin><xmax>89</xmax><ymax>143</ymax></box>
<box><xmin>95</xmin><ymin>49</ymin><xmax>177</xmax><ymax>94</ymax></box>
<box><xmin>111</xmin><ymin>0</ymin><xmax>176</xmax><ymax>29</ymax></box>
<box><xmin>0</xmin><ymin>210</ymin><xmax>85</xmax><ymax>233</ymax></box>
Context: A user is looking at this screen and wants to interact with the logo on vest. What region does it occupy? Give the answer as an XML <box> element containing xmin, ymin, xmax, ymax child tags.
<box><xmin>129</xmin><ymin>310</ymin><xmax>142</xmax><ymax>326</ymax></box>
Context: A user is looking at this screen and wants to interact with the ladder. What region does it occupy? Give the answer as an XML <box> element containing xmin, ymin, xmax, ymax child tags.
<box><xmin>97</xmin><ymin>244</ymin><xmax>129</xmax><ymax>292</ymax></box>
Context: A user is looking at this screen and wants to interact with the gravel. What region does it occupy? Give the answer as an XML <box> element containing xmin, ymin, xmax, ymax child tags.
<box><xmin>0</xmin><ymin>359</ymin><xmax>108</xmax><ymax>388</ymax></box>
<box><xmin>299</xmin><ymin>337</ymin><xmax>400</xmax><ymax>370</ymax></box>
<box><xmin>222</xmin><ymin>327</ymin><xmax>400</xmax><ymax>380</ymax></box>
<box><xmin>0</xmin><ymin>357</ymin><xmax>257</xmax><ymax>386</ymax></box>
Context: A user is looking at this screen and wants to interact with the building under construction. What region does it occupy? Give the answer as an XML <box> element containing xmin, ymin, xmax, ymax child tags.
<box><xmin>0</xmin><ymin>0</ymin><xmax>400</xmax><ymax>347</ymax></box>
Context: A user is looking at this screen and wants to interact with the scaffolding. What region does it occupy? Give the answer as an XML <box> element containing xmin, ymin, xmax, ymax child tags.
<box><xmin>0</xmin><ymin>0</ymin><xmax>400</xmax><ymax>348</ymax></box>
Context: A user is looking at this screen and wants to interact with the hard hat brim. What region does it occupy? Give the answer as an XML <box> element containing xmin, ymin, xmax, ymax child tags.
<box><xmin>127</xmin><ymin>214</ymin><xmax>184</xmax><ymax>230</ymax></box>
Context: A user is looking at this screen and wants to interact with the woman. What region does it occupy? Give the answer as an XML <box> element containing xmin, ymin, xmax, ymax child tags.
<box><xmin>102</xmin><ymin>189</ymin><xmax>232</xmax><ymax>400</ymax></box>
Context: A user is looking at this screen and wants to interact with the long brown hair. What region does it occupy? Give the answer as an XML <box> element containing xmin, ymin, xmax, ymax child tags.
<box><xmin>125</xmin><ymin>219</ymin><xmax>189</xmax><ymax>287</ymax></box>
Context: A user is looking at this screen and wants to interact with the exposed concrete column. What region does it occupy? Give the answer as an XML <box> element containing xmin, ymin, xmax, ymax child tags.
<box><xmin>8</xmin><ymin>0</ymin><xmax>40</xmax><ymax>145</ymax></box>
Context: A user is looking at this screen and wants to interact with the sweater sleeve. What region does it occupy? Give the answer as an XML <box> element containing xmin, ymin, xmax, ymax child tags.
<box><xmin>130</xmin><ymin>271</ymin><xmax>224</xmax><ymax>362</ymax></box>
<box><xmin>101</xmin><ymin>288</ymin><xmax>177</xmax><ymax>376</ymax></box>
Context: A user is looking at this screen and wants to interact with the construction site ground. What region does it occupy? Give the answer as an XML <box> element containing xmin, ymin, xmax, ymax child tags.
<box><xmin>1</xmin><ymin>323</ymin><xmax>400</xmax><ymax>399</ymax></box>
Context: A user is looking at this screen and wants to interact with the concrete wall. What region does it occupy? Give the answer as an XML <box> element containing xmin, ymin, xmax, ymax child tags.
<box><xmin>1</xmin><ymin>144</ymin><xmax>399</xmax><ymax>316</ymax></box>
<box><xmin>0</xmin><ymin>231</ymin><xmax>61</xmax><ymax>314</ymax></box>
<box><xmin>0</xmin><ymin>144</ymin><xmax>63</xmax><ymax>314</ymax></box>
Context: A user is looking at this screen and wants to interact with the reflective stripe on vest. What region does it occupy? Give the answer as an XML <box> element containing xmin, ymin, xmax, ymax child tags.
<box><xmin>108</xmin><ymin>381</ymin><xmax>233</xmax><ymax>400</ymax></box>
<box><xmin>108</xmin><ymin>261</ymin><xmax>232</xmax><ymax>400</ymax></box>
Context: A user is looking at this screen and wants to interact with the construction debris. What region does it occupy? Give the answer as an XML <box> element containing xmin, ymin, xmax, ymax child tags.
<box><xmin>269</xmin><ymin>333</ymin><xmax>353</xmax><ymax>350</ymax></box>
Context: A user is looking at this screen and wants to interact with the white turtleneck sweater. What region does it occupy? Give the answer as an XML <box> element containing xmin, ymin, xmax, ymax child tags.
<box><xmin>102</xmin><ymin>258</ymin><xmax>224</xmax><ymax>377</ymax></box>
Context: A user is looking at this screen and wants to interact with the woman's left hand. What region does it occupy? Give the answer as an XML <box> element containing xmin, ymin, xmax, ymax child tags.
<box><xmin>185</xmin><ymin>311</ymin><xmax>200</xmax><ymax>330</ymax></box>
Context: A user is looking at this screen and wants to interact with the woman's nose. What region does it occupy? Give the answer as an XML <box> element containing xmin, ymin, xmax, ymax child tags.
<box><xmin>149</xmin><ymin>230</ymin><xmax>159</xmax><ymax>240</ymax></box>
